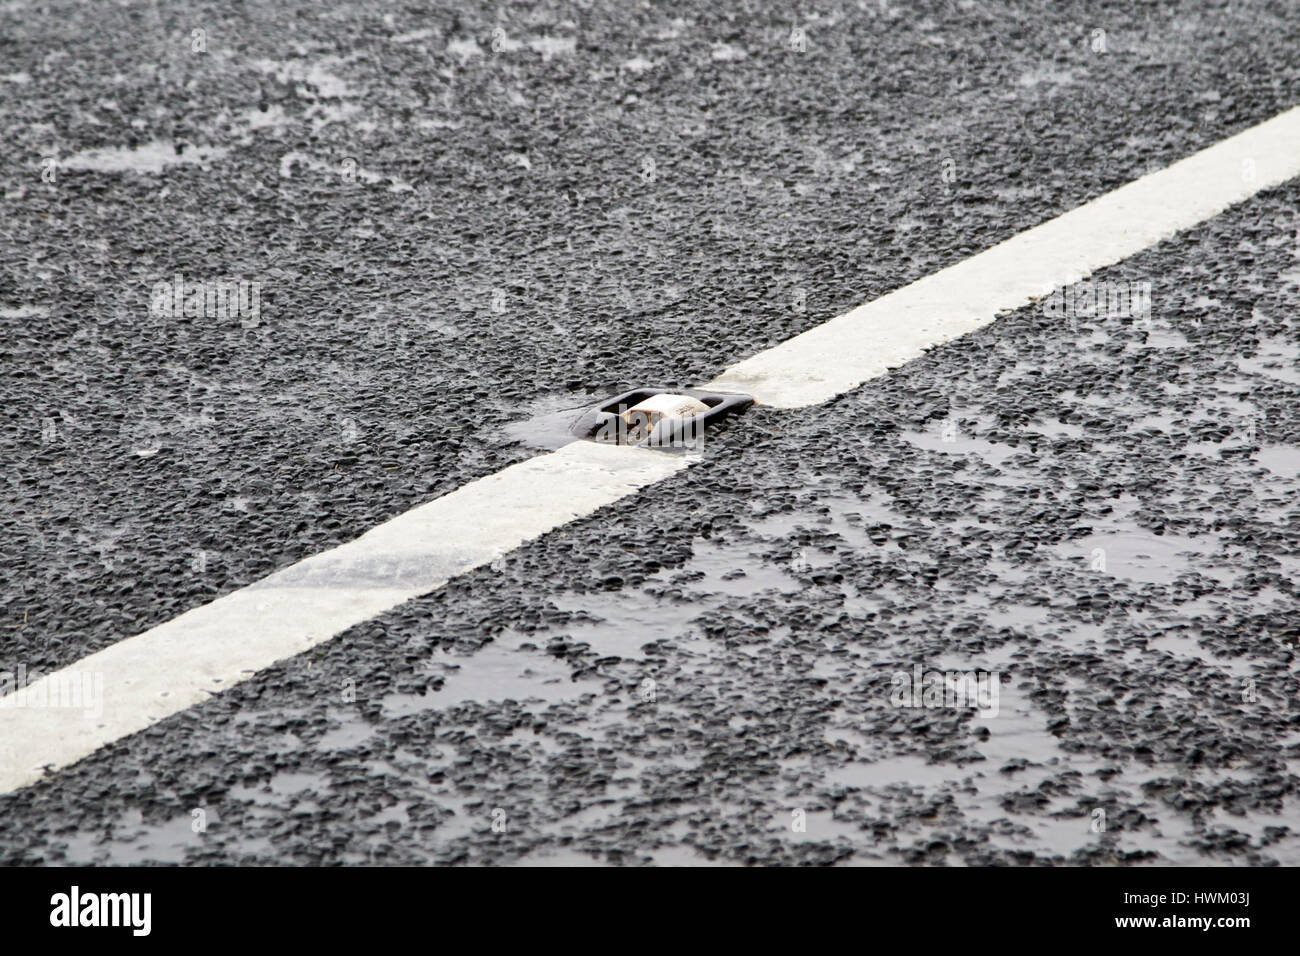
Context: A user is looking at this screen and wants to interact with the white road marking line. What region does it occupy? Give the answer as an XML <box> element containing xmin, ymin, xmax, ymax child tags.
<box><xmin>0</xmin><ymin>442</ymin><xmax>685</xmax><ymax>795</ymax></box>
<box><xmin>706</xmin><ymin>105</ymin><xmax>1300</xmax><ymax>408</ymax></box>
<box><xmin>4</xmin><ymin>105</ymin><xmax>1300</xmax><ymax>795</ymax></box>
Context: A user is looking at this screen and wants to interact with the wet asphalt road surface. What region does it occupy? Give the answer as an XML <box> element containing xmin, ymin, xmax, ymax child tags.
<box><xmin>2</xmin><ymin>0</ymin><xmax>1300</xmax><ymax>864</ymax></box>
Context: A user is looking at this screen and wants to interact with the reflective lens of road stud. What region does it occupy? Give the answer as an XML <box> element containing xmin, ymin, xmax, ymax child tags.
<box><xmin>568</xmin><ymin>387</ymin><xmax>754</xmax><ymax>449</ymax></box>
<box><xmin>622</xmin><ymin>393</ymin><xmax>710</xmax><ymax>443</ymax></box>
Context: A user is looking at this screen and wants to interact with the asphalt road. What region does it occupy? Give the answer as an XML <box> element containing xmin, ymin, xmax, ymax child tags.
<box><xmin>1</xmin><ymin>0</ymin><xmax>1298</xmax><ymax>864</ymax></box>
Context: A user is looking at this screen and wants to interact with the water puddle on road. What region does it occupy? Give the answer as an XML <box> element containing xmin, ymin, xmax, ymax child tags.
<box><xmin>819</xmin><ymin>673</ymin><xmax>1243</xmax><ymax>863</ymax></box>
<box><xmin>381</xmin><ymin>635</ymin><xmax>591</xmax><ymax>716</ymax></box>
<box><xmin>61</xmin><ymin>140</ymin><xmax>228</xmax><ymax>174</ymax></box>
<box><xmin>0</xmin><ymin>303</ymin><xmax>48</xmax><ymax>319</ymax></box>
<box><xmin>1139</xmin><ymin>325</ymin><xmax>1190</xmax><ymax>349</ymax></box>
<box><xmin>1060</xmin><ymin>529</ymin><xmax>1231</xmax><ymax>585</ymax></box>
<box><xmin>1257</xmin><ymin>444</ymin><xmax>1300</xmax><ymax>480</ymax></box>
<box><xmin>543</xmin><ymin>535</ymin><xmax>806</xmax><ymax>659</ymax></box>
<box><xmin>1237</xmin><ymin>334</ymin><xmax>1300</xmax><ymax>386</ymax></box>
<box><xmin>1029</xmin><ymin>418</ymin><xmax>1084</xmax><ymax>440</ymax></box>
<box><xmin>499</xmin><ymin>393</ymin><xmax>589</xmax><ymax>451</ymax></box>
<box><xmin>1144</xmin><ymin>631</ymin><xmax>1257</xmax><ymax>678</ymax></box>
<box><xmin>52</xmin><ymin>809</ymin><xmax>201</xmax><ymax>865</ymax></box>
<box><xmin>235</xmin><ymin>103</ymin><xmax>293</xmax><ymax>133</ymax></box>
<box><xmin>316</xmin><ymin>710</ymin><xmax>379</xmax><ymax>750</ymax></box>
<box><xmin>899</xmin><ymin>422</ymin><xmax>1025</xmax><ymax>470</ymax></box>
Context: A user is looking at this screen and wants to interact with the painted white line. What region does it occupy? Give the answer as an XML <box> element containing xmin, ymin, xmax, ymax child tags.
<box><xmin>4</xmin><ymin>104</ymin><xmax>1300</xmax><ymax>795</ymax></box>
<box><xmin>0</xmin><ymin>441</ymin><xmax>685</xmax><ymax>795</ymax></box>
<box><xmin>706</xmin><ymin>105</ymin><xmax>1300</xmax><ymax>408</ymax></box>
